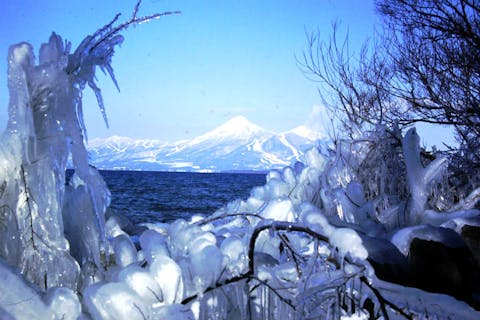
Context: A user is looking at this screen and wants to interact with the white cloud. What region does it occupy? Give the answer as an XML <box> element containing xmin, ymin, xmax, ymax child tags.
<box><xmin>304</xmin><ymin>105</ymin><xmax>331</xmax><ymax>134</ymax></box>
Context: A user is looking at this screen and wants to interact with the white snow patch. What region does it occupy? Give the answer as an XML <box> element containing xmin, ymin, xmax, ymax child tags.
<box><xmin>330</xmin><ymin>228</ymin><xmax>368</xmax><ymax>260</ymax></box>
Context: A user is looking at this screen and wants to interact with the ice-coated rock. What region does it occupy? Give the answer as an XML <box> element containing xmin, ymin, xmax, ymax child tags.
<box><xmin>189</xmin><ymin>244</ymin><xmax>224</xmax><ymax>293</ymax></box>
<box><xmin>289</xmin><ymin>157</ymin><xmax>323</xmax><ymax>205</ymax></box>
<box><xmin>106</xmin><ymin>215</ymin><xmax>127</xmax><ymax>238</ymax></box>
<box><xmin>299</xmin><ymin>202</ymin><xmax>334</xmax><ymax>236</ymax></box>
<box><xmin>260</xmin><ymin>198</ymin><xmax>296</xmax><ymax>222</ymax></box>
<box><xmin>0</xmin><ymin>258</ymin><xmax>50</xmax><ymax>319</ymax></box>
<box><xmin>83</xmin><ymin>282</ymin><xmax>150</xmax><ymax>320</ymax></box>
<box><xmin>44</xmin><ymin>287</ymin><xmax>82</xmax><ymax>320</ymax></box>
<box><xmin>149</xmin><ymin>255</ymin><xmax>184</xmax><ymax>304</ymax></box>
<box><xmin>263</xmin><ymin>177</ymin><xmax>293</xmax><ymax>199</ymax></box>
<box><xmin>0</xmin><ymin>258</ymin><xmax>81</xmax><ymax>319</ymax></box>
<box><xmin>221</xmin><ymin>235</ymin><xmax>247</xmax><ymax>275</ymax></box>
<box><xmin>245</xmin><ymin>194</ymin><xmax>266</xmax><ymax>212</ymax></box>
<box><xmin>253</xmin><ymin>229</ymin><xmax>282</xmax><ymax>262</ymax></box>
<box><xmin>139</xmin><ymin>229</ymin><xmax>169</xmax><ymax>264</ymax></box>
<box><xmin>168</xmin><ymin>220</ymin><xmax>217</xmax><ymax>258</ymax></box>
<box><xmin>112</xmin><ymin>234</ymin><xmax>137</xmax><ymax>268</ymax></box>
<box><xmin>188</xmin><ymin>232</ymin><xmax>218</xmax><ymax>255</ymax></box>
<box><xmin>116</xmin><ymin>265</ymin><xmax>163</xmax><ymax>306</ymax></box>
<box><xmin>78</xmin><ymin>261</ymin><xmax>105</xmax><ymax>291</ymax></box>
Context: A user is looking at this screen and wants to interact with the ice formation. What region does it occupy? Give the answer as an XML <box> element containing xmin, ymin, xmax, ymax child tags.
<box><xmin>1</xmin><ymin>1</ymin><xmax>480</xmax><ymax>319</ymax></box>
<box><xmin>402</xmin><ymin>128</ymin><xmax>449</xmax><ymax>225</ymax></box>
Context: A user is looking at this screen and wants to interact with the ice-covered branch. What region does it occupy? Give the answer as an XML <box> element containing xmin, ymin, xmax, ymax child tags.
<box><xmin>180</xmin><ymin>222</ymin><xmax>329</xmax><ymax>306</ymax></box>
<box><xmin>247</xmin><ymin>222</ymin><xmax>330</xmax><ymax>273</ymax></box>
<box><xmin>179</xmin><ymin>221</ymin><xmax>374</xmax><ymax>317</ymax></box>
<box><xmin>66</xmin><ymin>0</ymin><xmax>180</xmax><ymax>131</ymax></box>
<box><xmin>194</xmin><ymin>211</ymin><xmax>265</xmax><ymax>226</ymax></box>
<box><xmin>402</xmin><ymin>128</ymin><xmax>448</xmax><ymax>224</ymax></box>
<box><xmin>0</xmin><ymin>0</ymin><xmax>179</xmax><ymax>297</ymax></box>
<box><xmin>90</xmin><ymin>9</ymin><xmax>181</xmax><ymax>55</ymax></box>
<box><xmin>359</xmin><ymin>276</ymin><xmax>413</xmax><ymax>319</ymax></box>
<box><xmin>448</xmin><ymin>187</ymin><xmax>480</xmax><ymax>212</ymax></box>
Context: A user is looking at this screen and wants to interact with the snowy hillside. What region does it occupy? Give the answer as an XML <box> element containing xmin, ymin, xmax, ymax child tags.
<box><xmin>88</xmin><ymin>116</ymin><xmax>328</xmax><ymax>172</ymax></box>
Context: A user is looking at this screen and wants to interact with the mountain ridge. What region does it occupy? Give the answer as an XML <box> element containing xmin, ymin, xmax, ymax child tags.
<box><xmin>87</xmin><ymin>116</ymin><xmax>328</xmax><ymax>172</ymax></box>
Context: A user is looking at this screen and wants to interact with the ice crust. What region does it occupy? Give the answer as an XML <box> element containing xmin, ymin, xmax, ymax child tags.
<box><xmin>1</xmin><ymin>7</ymin><xmax>479</xmax><ymax>320</ymax></box>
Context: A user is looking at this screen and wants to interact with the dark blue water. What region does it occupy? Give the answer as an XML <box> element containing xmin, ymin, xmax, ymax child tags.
<box><xmin>99</xmin><ymin>171</ymin><xmax>266</xmax><ymax>225</ymax></box>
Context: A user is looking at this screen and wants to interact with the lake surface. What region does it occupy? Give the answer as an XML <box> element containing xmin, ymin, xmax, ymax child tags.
<box><xmin>99</xmin><ymin>170</ymin><xmax>266</xmax><ymax>225</ymax></box>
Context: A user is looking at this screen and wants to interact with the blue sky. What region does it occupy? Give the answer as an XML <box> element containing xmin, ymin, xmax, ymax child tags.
<box><xmin>0</xmin><ymin>0</ymin><xmax>454</xmax><ymax>146</ymax></box>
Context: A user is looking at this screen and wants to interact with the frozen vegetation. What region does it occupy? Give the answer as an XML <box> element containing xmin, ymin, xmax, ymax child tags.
<box><xmin>1</xmin><ymin>1</ymin><xmax>480</xmax><ymax>319</ymax></box>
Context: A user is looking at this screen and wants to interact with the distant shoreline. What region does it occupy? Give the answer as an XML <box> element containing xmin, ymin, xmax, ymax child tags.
<box><xmin>67</xmin><ymin>168</ymin><xmax>268</xmax><ymax>175</ymax></box>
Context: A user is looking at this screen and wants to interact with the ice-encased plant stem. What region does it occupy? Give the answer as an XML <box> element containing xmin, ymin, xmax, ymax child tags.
<box><xmin>0</xmin><ymin>38</ymin><xmax>82</xmax><ymax>290</ymax></box>
<box><xmin>0</xmin><ymin>1</ymin><xmax>179</xmax><ymax>291</ymax></box>
<box><xmin>402</xmin><ymin>128</ymin><xmax>448</xmax><ymax>225</ymax></box>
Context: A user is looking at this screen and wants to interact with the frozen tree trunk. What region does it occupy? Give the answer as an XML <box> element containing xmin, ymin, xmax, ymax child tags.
<box><xmin>0</xmin><ymin>41</ymin><xmax>80</xmax><ymax>290</ymax></box>
<box><xmin>0</xmin><ymin>2</ymin><xmax>177</xmax><ymax>292</ymax></box>
<box><xmin>0</xmin><ymin>32</ymin><xmax>113</xmax><ymax>290</ymax></box>
<box><xmin>402</xmin><ymin>128</ymin><xmax>448</xmax><ymax>225</ymax></box>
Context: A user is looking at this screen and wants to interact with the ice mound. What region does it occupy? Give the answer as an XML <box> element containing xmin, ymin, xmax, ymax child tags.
<box><xmin>83</xmin><ymin>282</ymin><xmax>150</xmax><ymax>320</ymax></box>
<box><xmin>149</xmin><ymin>255</ymin><xmax>184</xmax><ymax>304</ymax></box>
<box><xmin>0</xmin><ymin>258</ymin><xmax>81</xmax><ymax>319</ymax></box>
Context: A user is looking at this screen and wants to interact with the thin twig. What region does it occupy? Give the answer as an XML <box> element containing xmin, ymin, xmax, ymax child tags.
<box><xmin>89</xmin><ymin>2</ymin><xmax>180</xmax><ymax>54</ymax></box>
<box><xmin>248</xmin><ymin>275</ymin><xmax>296</xmax><ymax>309</ymax></box>
<box><xmin>20</xmin><ymin>165</ymin><xmax>36</xmax><ymax>250</ymax></box>
<box><xmin>359</xmin><ymin>276</ymin><xmax>413</xmax><ymax>319</ymax></box>
<box><xmin>195</xmin><ymin>212</ymin><xmax>264</xmax><ymax>226</ymax></box>
<box><xmin>278</xmin><ymin>232</ymin><xmax>304</xmax><ymax>277</ymax></box>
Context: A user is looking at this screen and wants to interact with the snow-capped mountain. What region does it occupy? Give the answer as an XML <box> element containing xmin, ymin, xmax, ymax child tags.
<box><xmin>87</xmin><ymin>116</ymin><xmax>328</xmax><ymax>172</ymax></box>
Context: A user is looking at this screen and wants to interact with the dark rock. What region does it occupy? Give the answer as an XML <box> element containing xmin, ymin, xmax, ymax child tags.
<box><xmin>364</xmin><ymin>226</ymin><xmax>480</xmax><ymax>310</ymax></box>
<box><xmin>461</xmin><ymin>224</ymin><xmax>480</xmax><ymax>268</ymax></box>
<box><xmin>408</xmin><ymin>237</ymin><xmax>480</xmax><ymax>309</ymax></box>
<box><xmin>361</xmin><ymin>235</ymin><xmax>410</xmax><ymax>285</ymax></box>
